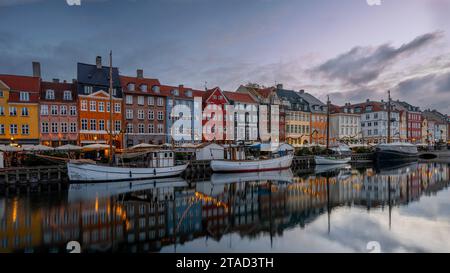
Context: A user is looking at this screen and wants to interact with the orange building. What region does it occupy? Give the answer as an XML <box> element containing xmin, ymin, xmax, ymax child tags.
<box><xmin>76</xmin><ymin>57</ymin><xmax>124</xmax><ymax>148</ymax></box>
<box><xmin>297</xmin><ymin>90</ymin><xmax>327</xmax><ymax>145</ymax></box>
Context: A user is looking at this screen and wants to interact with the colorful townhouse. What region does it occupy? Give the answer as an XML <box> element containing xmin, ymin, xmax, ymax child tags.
<box><xmin>423</xmin><ymin>110</ymin><xmax>448</xmax><ymax>144</ymax></box>
<box><xmin>296</xmin><ymin>90</ymin><xmax>327</xmax><ymax>145</ymax></box>
<box><xmin>421</xmin><ymin>116</ymin><xmax>429</xmax><ymax>144</ymax></box>
<box><xmin>275</xmin><ymin>85</ymin><xmax>311</xmax><ymax>146</ymax></box>
<box><xmin>39</xmin><ymin>80</ymin><xmax>78</xmax><ymax>147</ymax></box>
<box><xmin>0</xmin><ymin>73</ymin><xmax>40</xmax><ymax>146</ymax></box>
<box><xmin>329</xmin><ymin>104</ymin><xmax>362</xmax><ymax>144</ymax></box>
<box><xmin>236</xmin><ymin>85</ymin><xmax>286</xmax><ymax>142</ymax></box>
<box><xmin>391</xmin><ymin>100</ymin><xmax>422</xmax><ymax>143</ymax></box>
<box><xmin>345</xmin><ymin>100</ymin><xmax>400</xmax><ymax>144</ymax></box>
<box><xmin>76</xmin><ymin>56</ymin><xmax>124</xmax><ymax>148</ymax></box>
<box><xmin>163</xmin><ymin>84</ymin><xmax>204</xmax><ymax>145</ymax></box>
<box><xmin>120</xmin><ymin>70</ymin><xmax>166</xmax><ymax>147</ymax></box>
<box><xmin>223</xmin><ymin>91</ymin><xmax>258</xmax><ymax>142</ymax></box>
<box><xmin>201</xmin><ymin>87</ymin><xmax>229</xmax><ymax>142</ymax></box>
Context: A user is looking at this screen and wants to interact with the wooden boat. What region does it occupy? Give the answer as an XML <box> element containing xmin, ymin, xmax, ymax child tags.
<box><xmin>314</xmin><ymin>155</ymin><xmax>351</xmax><ymax>165</ymax></box>
<box><xmin>375</xmin><ymin>142</ymin><xmax>418</xmax><ymax>163</ymax></box>
<box><xmin>210</xmin><ymin>154</ymin><xmax>293</xmax><ymax>173</ymax></box>
<box><xmin>67</xmin><ymin>150</ymin><xmax>188</xmax><ymax>182</ymax></box>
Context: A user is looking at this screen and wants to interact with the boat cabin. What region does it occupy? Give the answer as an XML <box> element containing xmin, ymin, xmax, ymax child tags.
<box><xmin>148</xmin><ymin>150</ymin><xmax>175</xmax><ymax>168</ymax></box>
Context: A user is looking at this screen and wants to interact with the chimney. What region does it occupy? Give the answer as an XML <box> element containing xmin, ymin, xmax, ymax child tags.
<box><xmin>276</xmin><ymin>83</ymin><xmax>283</xmax><ymax>90</ymax></box>
<box><xmin>137</xmin><ymin>69</ymin><xmax>144</xmax><ymax>78</ymax></box>
<box><xmin>366</xmin><ymin>99</ymin><xmax>370</xmax><ymax>103</ymax></box>
<box><xmin>299</xmin><ymin>89</ymin><xmax>305</xmax><ymax>94</ymax></box>
<box><xmin>52</xmin><ymin>78</ymin><xmax>60</xmax><ymax>83</ymax></box>
<box><xmin>32</xmin><ymin>61</ymin><xmax>41</xmax><ymax>78</ymax></box>
<box><xmin>63</xmin><ymin>80</ymin><xmax>67</xmax><ymax>83</ymax></box>
<box><xmin>96</xmin><ymin>56</ymin><xmax>102</xmax><ymax>69</ymax></box>
<box><xmin>381</xmin><ymin>99</ymin><xmax>384</xmax><ymax>103</ymax></box>
<box><xmin>179</xmin><ymin>84</ymin><xmax>184</xmax><ymax>90</ymax></box>
<box><xmin>72</xmin><ymin>79</ymin><xmax>77</xmax><ymax>84</ymax></box>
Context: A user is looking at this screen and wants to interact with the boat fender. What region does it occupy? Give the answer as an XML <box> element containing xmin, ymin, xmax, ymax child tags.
<box><xmin>153</xmin><ymin>168</ymin><xmax>156</xmax><ymax>175</ymax></box>
<box><xmin>129</xmin><ymin>171</ymin><xmax>132</xmax><ymax>178</ymax></box>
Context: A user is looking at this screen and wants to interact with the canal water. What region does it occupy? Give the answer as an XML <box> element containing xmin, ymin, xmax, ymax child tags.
<box><xmin>1</xmin><ymin>161</ymin><xmax>450</xmax><ymax>253</ymax></box>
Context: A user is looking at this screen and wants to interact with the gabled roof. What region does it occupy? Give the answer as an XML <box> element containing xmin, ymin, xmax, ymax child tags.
<box><xmin>345</xmin><ymin>101</ymin><xmax>397</xmax><ymax>113</ymax></box>
<box><xmin>296</xmin><ymin>91</ymin><xmax>326</xmax><ymax>113</ymax></box>
<box><xmin>77</xmin><ymin>63</ymin><xmax>121</xmax><ymax>87</ymax></box>
<box><xmin>159</xmin><ymin>84</ymin><xmax>204</xmax><ymax>100</ymax></box>
<box><xmin>275</xmin><ymin>88</ymin><xmax>310</xmax><ymax>112</ymax></box>
<box><xmin>0</xmin><ymin>74</ymin><xmax>40</xmax><ymax>103</ymax></box>
<box><xmin>120</xmin><ymin>75</ymin><xmax>161</xmax><ymax>94</ymax></box>
<box><xmin>223</xmin><ymin>91</ymin><xmax>256</xmax><ymax>104</ymax></box>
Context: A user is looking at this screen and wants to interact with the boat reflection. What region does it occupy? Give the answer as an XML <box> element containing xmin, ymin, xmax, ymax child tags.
<box><xmin>1</xmin><ymin>162</ymin><xmax>449</xmax><ymax>253</ymax></box>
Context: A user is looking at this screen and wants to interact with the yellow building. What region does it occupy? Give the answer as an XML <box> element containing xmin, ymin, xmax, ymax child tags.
<box><xmin>0</xmin><ymin>75</ymin><xmax>40</xmax><ymax>145</ymax></box>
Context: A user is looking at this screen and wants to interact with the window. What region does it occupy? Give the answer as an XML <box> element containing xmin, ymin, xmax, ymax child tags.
<box><xmin>21</xmin><ymin>107</ymin><xmax>29</xmax><ymax>116</ymax></box>
<box><xmin>126</xmin><ymin>95</ymin><xmax>133</xmax><ymax>105</ymax></box>
<box><xmin>140</xmin><ymin>84</ymin><xmax>147</xmax><ymax>92</ymax></box>
<box><xmin>10</xmin><ymin>124</ymin><xmax>18</xmax><ymax>135</ymax></box>
<box><xmin>84</xmin><ymin>85</ymin><xmax>93</xmax><ymax>94</ymax></box>
<box><xmin>63</xmin><ymin>90</ymin><xmax>72</xmax><ymax>100</ymax></box>
<box><xmin>138</xmin><ymin>110</ymin><xmax>144</xmax><ymax>120</ymax></box>
<box><xmin>127</xmin><ymin>83</ymin><xmax>135</xmax><ymax>91</ymax></box>
<box><xmin>366</xmin><ymin>114</ymin><xmax>370</xmax><ymax>120</ymax></box>
<box><xmin>81</xmin><ymin>119</ymin><xmax>88</xmax><ymax>130</ymax></box>
<box><xmin>185</xmin><ymin>90</ymin><xmax>192</xmax><ymax>97</ymax></box>
<box><xmin>20</xmin><ymin>92</ymin><xmax>30</xmax><ymax>101</ymax></box>
<box><xmin>98</xmin><ymin>102</ymin><xmax>104</xmax><ymax>112</ymax></box>
<box><xmin>60</xmin><ymin>105</ymin><xmax>67</xmax><ymax>115</ymax></box>
<box><xmin>41</xmin><ymin>122</ymin><xmax>49</xmax><ymax>133</ymax></box>
<box><xmin>148</xmin><ymin>124</ymin><xmax>154</xmax><ymax>134</ymax></box>
<box><xmin>90</xmin><ymin>101</ymin><xmax>96</xmax><ymax>111</ymax></box>
<box><xmin>138</xmin><ymin>96</ymin><xmax>144</xmax><ymax>105</ymax></box>
<box><xmin>157</xmin><ymin>124</ymin><xmax>164</xmax><ymax>134</ymax></box>
<box><xmin>0</xmin><ymin>106</ymin><xmax>4</xmax><ymax>116</ymax></box>
<box><xmin>127</xmin><ymin>124</ymin><xmax>133</xmax><ymax>134</ymax></box>
<box><xmin>374</xmin><ymin>129</ymin><xmax>378</xmax><ymax>135</ymax></box>
<box><xmin>90</xmin><ymin>119</ymin><xmax>96</xmax><ymax>131</ymax></box>
<box><xmin>107</xmin><ymin>102</ymin><xmax>111</xmax><ymax>112</ymax></box>
<box><xmin>138</xmin><ymin>124</ymin><xmax>145</xmax><ymax>134</ymax></box>
<box><xmin>374</xmin><ymin>113</ymin><xmax>378</xmax><ymax>119</ymax></box>
<box><xmin>51</xmin><ymin>105</ymin><xmax>58</xmax><ymax>115</ymax></box>
<box><xmin>148</xmin><ymin>97</ymin><xmax>154</xmax><ymax>105</ymax></box>
<box><xmin>152</xmin><ymin>85</ymin><xmax>160</xmax><ymax>93</ymax></box>
<box><xmin>0</xmin><ymin>124</ymin><xmax>4</xmax><ymax>135</ymax></box>
<box><xmin>99</xmin><ymin>120</ymin><xmax>105</xmax><ymax>131</ymax></box>
<box><xmin>60</xmin><ymin>123</ymin><xmax>68</xmax><ymax>133</ymax></box>
<box><xmin>114</xmin><ymin>103</ymin><xmax>121</xmax><ymax>113</ymax></box>
<box><xmin>114</xmin><ymin>120</ymin><xmax>121</xmax><ymax>131</ymax></box>
<box><xmin>45</xmin><ymin>89</ymin><xmax>55</xmax><ymax>100</ymax></box>
<box><xmin>157</xmin><ymin>111</ymin><xmax>163</xmax><ymax>120</ymax></box>
<box><xmin>70</xmin><ymin>123</ymin><xmax>77</xmax><ymax>133</ymax></box>
<box><xmin>81</xmin><ymin>100</ymin><xmax>87</xmax><ymax>111</ymax></box>
<box><xmin>0</xmin><ymin>90</ymin><xmax>3</xmax><ymax>97</ymax></box>
<box><xmin>368</xmin><ymin>129</ymin><xmax>372</xmax><ymax>136</ymax></box>
<box><xmin>70</xmin><ymin>106</ymin><xmax>77</xmax><ymax>116</ymax></box>
<box><xmin>148</xmin><ymin>110</ymin><xmax>154</xmax><ymax>120</ymax></box>
<box><xmin>9</xmin><ymin>107</ymin><xmax>17</xmax><ymax>116</ymax></box>
<box><xmin>112</xmin><ymin>88</ymin><xmax>117</xmax><ymax>97</ymax></box>
<box><xmin>51</xmin><ymin>122</ymin><xmax>58</xmax><ymax>133</ymax></box>
<box><xmin>157</xmin><ymin>97</ymin><xmax>164</xmax><ymax>106</ymax></box>
<box><xmin>126</xmin><ymin>109</ymin><xmax>133</xmax><ymax>119</ymax></box>
<box><xmin>40</xmin><ymin>105</ymin><xmax>48</xmax><ymax>115</ymax></box>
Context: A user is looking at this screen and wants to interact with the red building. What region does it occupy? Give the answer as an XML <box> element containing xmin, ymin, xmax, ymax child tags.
<box><xmin>201</xmin><ymin>87</ymin><xmax>229</xmax><ymax>142</ymax></box>
<box><xmin>392</xmin><ymin>101</ymin><xmax>422</xmax><ymax>143</ymax></box>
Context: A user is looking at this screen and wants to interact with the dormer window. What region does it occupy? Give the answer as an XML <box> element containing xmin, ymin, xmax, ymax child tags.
<box><xmin>140</xmin><ymin>84</ymin><xmax>147</xmax><ymax>92</ymax></box>
<box><xmin>127</xmin><ymin>83</ymin><xmax>135</xmax><ymax>91</ymax></box>
<box><xmin>84</xmin><ymin>85</ymin><xmax>93</xmax><ymax>94</ymax></box>
<box><xmin>366</xmin><ymin>106</ymin><xmax>373</xmax><ymax>112</ymax></box>
<box><xmin>185</xmin><ymin>90</ymin><xmax>192</xmax><ymax>97</ymax></box>
<box><xmin>152</xmin><ymin>85</ymin><xmax>160</xmax><ymax>93</ymax></box>
<box><xmin>172</xmin><ymin>89</ymin><xmax>179</xmax><ymax>96</ymax></box>
<box><xmin>45</xmin><ymin>90</ymin><xmax>55</xmax><ymax>100</ymax></box>
<box><xmin>63</xmin><ymin>90</ymin><xmax>72</xmax><ymax>101</ymax></box>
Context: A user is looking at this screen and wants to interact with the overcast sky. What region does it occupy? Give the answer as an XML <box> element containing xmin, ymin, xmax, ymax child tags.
<box><xmin>1</xmin><ymin>0</ymin><xmax>449</xmax><ymax>113</ymax></box>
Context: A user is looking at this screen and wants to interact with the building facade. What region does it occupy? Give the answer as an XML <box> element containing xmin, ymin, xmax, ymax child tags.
<box><xmin>329</xmin><ymin>104</ymin><xmax>362</xmax><ymax>144</ymax></box>
<box><xmin>276</xmin><ymin>85</ymin><xmax>311</xmax><ymax>146</ymax></box>
<box><xmin>296</xmin><ymin>90</ymin><xmax>327</xmax><ymax>145</ymax></box>
<box><xmin>347</xmin><ymin>100</ymin><xmax>400</xmax><ymax>144</ymax></box>
<box><xmin>0</xmin><ymin>74</ymin><xmax>40</xmax><ymax>145</ymax></box>
<box><xmin>76</xmin><ymin>57</ymin><xmax>124</xmax><ymax>148</ymax></box>
<box><xmin>392</xmin><ymin>101</ymin><xmax>422</xmax><ymax>143</ymax></box>
<box><xmin>121</xmin><ymin>70</ymin><xmax>166</xmax><ymax>147</ymax></box>
<box><xmin>39</xmin><ymin>80</ymin><xmax>78</xmax><ymax>147</ymax></box>
<box><xmin>223</xmin><ymin>91</ymin><xmax>258</xmax><ymax>143</ymax></box>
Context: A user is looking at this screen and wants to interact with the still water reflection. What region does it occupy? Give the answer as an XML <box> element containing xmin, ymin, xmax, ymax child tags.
<box><xmin>1</xmin><ymin>162</ymin><xmax>450</xmax><ymax>253</ymax></box>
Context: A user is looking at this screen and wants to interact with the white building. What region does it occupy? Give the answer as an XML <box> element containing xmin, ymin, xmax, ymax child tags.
<box><xmin>329</xmin><ymin>104</ymin><xmax>362</xmax><ymax>144</ymax></box>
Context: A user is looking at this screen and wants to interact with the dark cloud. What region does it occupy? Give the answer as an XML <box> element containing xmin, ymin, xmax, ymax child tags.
<box><xmin>314</xmin><ymin>32</ymin><xmax>443</xmax><ymax>86</ymax></box>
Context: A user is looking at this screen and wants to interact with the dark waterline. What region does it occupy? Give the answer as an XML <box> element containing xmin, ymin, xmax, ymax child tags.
<box><xmin>1</xmin><ymin>161</ymin><xmax>450</xmax><ymax>253</ymax></box>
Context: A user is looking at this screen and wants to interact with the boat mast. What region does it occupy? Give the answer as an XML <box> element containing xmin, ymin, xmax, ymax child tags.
<box><xmin>326</xmin><ymin>95</ymin><xmax>330</xmax><ymax>150</ymax></box>
<box><xmin>109</xmin><ymin>51</ymin><xmax>114</xmax><ymax>165</ymax></box>
<box><xmin>387</xmin><ymin>90</ymin><xmax>391</xmax><ymax>144</ymax></box>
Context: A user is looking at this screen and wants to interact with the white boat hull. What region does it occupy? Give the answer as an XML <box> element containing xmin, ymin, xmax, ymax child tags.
<box><xmin>314</xmin><ymin>156</ymin><xmax>351</xmax><ymax>165</ymax></box>
<box><xmin>210</xmin><ymin>154</ymin><xmax>293</xmax><ymax>173</ymax></box>
<box><xmin>67</xmin><ymin>162</ymin><xmax>188</xmax><ymax>182</ymax></box>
